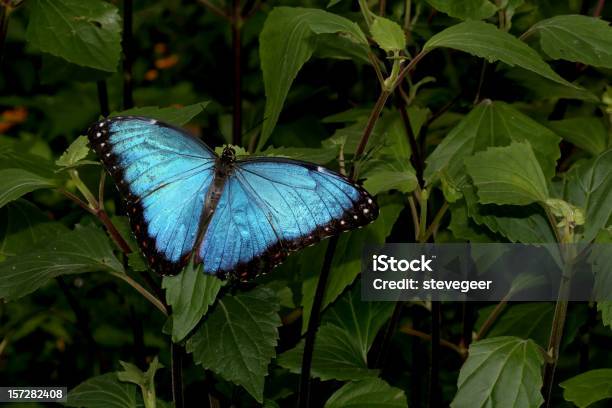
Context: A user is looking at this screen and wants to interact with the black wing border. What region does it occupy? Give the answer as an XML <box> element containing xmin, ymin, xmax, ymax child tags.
<box><xmin>87</xmin><ymin>116</ymin><xmax>216</xmax><ymax>275</ymax></box>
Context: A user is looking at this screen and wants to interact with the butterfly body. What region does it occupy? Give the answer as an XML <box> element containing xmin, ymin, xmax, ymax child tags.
<box><xmin>88</xmin><ymin>116</ymin><xmax>378</xmax><ymax>280</ymax></box>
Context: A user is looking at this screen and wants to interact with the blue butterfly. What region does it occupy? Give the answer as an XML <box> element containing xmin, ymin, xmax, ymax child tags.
<box><xmin>87</xmin><ymin>116</ymin><xmax>378</xmax><ymax>280</ymax></box>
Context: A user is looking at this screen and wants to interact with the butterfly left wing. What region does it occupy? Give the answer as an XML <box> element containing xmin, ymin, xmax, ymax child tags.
<box><xmin>197</xmin><ymin>158</ymin><xmax>378</xmax><ymax>279</ymax></box>
<box><xmin>88</xmin><ymin>116</ymin><xmax>216</xmax><ymax>274</ymax></box>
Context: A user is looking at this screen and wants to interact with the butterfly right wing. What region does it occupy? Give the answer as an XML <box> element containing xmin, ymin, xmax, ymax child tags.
<box><xmin>196</xmin><ymin>158</ymin><xmax>378</xmax><ymax>280</ymax></box>
<box><xmin>88</xmin><ymin>116</ymin><xmax>216</xmax><ymax>274</ymax></box>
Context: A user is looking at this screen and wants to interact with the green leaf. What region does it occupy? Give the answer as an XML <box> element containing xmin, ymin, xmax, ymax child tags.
<box><xmin>324</xmin><ymin>378</ymin><xmax>408</xmax><ymax>408</ymax></box>
<box><xmin>279</xmin><ymin>284</ymin><xmax>393</xmax><ymax>381</ymax></box>
<box><xmin>26</xmin><ymin>0</ymin><xmax>121</xmax><ymax>72</ymax></box>
<box><xmin>56</xmin><ymin>136</ymin><xmax>97</xmax><ymax>169</ymax></box>
<box><xmin>463</xmin><ymin>186</ymin><xmax>556</xmax><ymax>243</ymax></box>
<box><xmin>322</xmin><ymin>285</ymin><xmax>395</xmax><ymax>361</ymax></box>
<box><xmin>362</xmin><ymin>113</ymin><xmax>418</xmax><ymax>195</ymax></box>
<box><xmin>259</xmin><ymin>7</ymin><xmax>367</xmax><ymax>151</ymax></box>
<box><xmin>162</xmin><ymin>261</ymin><xmax>224</xmax><ymax>343</ymax></box>
<box><xmin>127</xmin><ymin>252</ymin><xmax>148</xmax><ymax>272</ymax></box>
<box><xmin>0</xmin><ymin>168</ymin><xmax>56</xmax><ymax>209</ymax></box>
<box><xmin>423</xmin><ymin>21</ymin><xmax>578</xmax><ymax>89</ymax></box>
<box><xmin>363</xmin><ymin>164</ymin><xmax>417</xmax><ymax>196</ymax></box>
<box><xmin>0</xmin><ymin>200</ymin><xmax>67</xmax><ymax>259</ymax></box>
<box><xmin>560</xmin><ymin>369</ymin><xmax>612</xmax><ymax>408</ymax></box>
<box><xmin>370</xmin><ymin>17</ymin><xmax>406</xmax><ymax>52</ymax></box>
<box><xmin>530</xmin><ymin>15</ymin><xmax>612</xmax><ymax>68</ymax></box>
<box><xmin>112</xmin><ymin>102</ymin><xmax>210</xmax><ymax>126</ymax></box>
<box><xmin>314</xmin><ymin>33</ymin><xmax>371</xmax><ymax>64</ymax></box>
<box><xmin>66</xmin><ymin>373</ymin><xmax>137</xmax><ymax>408</ymax></box>
<box><xmin>0</xmin><ymin>145</ymin><xmax>58</xmax><ymax>177</ymax></box>
<box><xmin>425</xmin><ymin>100</ymin><xmax>561</xmax><ymax>189</ymax></box>
<box><xmin>111</xmin><ymin>216</ymin><xmax>139</xmax><ymax>253</ymax></box>
<box><xmin>564</xmin><ymin>150</ymin><xmax>612</xmax><ymax>242</ymax></box>
<box><xmin>465</xmin><ymin>142</ymin><xmax>550</xmax><ymax>206</ymax></box>
<box><xmin>40</xmin><ymin>53</ymin><xmax>111</xmax><ymax>85</ymax></box>
<box><xmin>475</xmin><ymin>303</ymin><xmax>554</xmax><ymax>347</ymax></box>
<box><xmin>590</xmin><ymin>240</ymin><xmax>612</xmax><ymax>317</ymax></box>
<box><xmin>277</xmin><ymin>324</ymin><xmax>380</xmax><ymax>381</ymax></box>
<box><xmin>426</xmin><ymin>0</ymin><xmax>497</xmax><ymax>20</ymax></box>
<box><xmin>598</xmin><ymin>301</ymin><xmax>612</xmax><ymax>329</ymax></box>
<box><xmin>0</xmin><ymin>226</ymin><xmax>124</xmax><ymax>301</ymax></box>
<box><xmin>262</xmin><ymin>146</ymin><xmax>338</xmax><ymax>165</ymax></box>
<box><xmin>301</xmin><ymin>198</ymin><xmax>403</xmax><ymax>331</ymax></box>
<box><xmin>449</xmin><ymin>201</ymin><xmax>498</xmax><ymax>242</ymax></box>
<box><xmin>549</xmin><ymin>118</ymin><xmax>608</xmax><ymax>156</ymax></box>
<box><xmin>504</xmin><ymin>67</ymin><xmax>599</xmax><ymax>102</ymax></box>
<box><xmin>118</xmin><ymin>357</ymin><xmax>163</xmax><ymax>408</ymax></box>
<box><xmin>186</xmin><ymin>287</ymin><xmax>281</xmax><ymax>403</ymax></box>
<box><xmin>451</xmin><ymin>337</ymin><xmax>545</xmax><ymax>408</ymax></box>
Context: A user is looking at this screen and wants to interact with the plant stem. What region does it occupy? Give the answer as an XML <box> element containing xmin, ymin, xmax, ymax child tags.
<box><xmin>394</xmin><ymin>50</ymin><xmax>428</xmax><ymax>88</ymax></box>
<box><xmin>473</xmin><ymin>61</ymin><xmax>488</xmax><ymax>105</ymax></box>
<box><xmin>475</xmin><ymin>297</ymin><xmax>509</xmax><ymax>340</ymax></box>
<box><xmin>543</xmin><ymin>245</ymin><xmax>576</xmax><ymax>407</ymax></box>
<box><xmin>350</xmin><ymin>50</ymin><xmax>428</xmax><ymax>180</ymax></box>
<box><xmin>198</xmin><ymin>0</ymin><xmax>232</xmax><ymax>21</ymax></box>
<box><xmin>358</xmin><ymin>0</ymin><xmax>373</xmax><ymax>27</ymax></box>
<box><xmin>398</xmin><ymin>325</ymin><xmax>466</xmax><ymax>357</ymax></box>
<box><xmin>96</xmin><ymin>208</ymin><xmax>133</xmax><ymax>254</ymax></box>
<box><xmin>593</xmin><ymin>0</ymin><xmax>605</xmax><ymax>17</ymax></box>
<box><xmin>69</xmin><ymin>169</ymin><xmax>98</xmax><ymax>208</ymax></box>
<box><xmin>404</xmin><ymin>0</ymin><xmax>412</xmax><ymax>31</ymax></box>
<box><xmin>418</xmin><ymin>190</ymin><xmax>428</xmax><ymax>241</ymax></box>
<box><xmin>350</xmin><ymin>89</ymin><xmax>391</xmax><ymax>179</ymax></box>
<box><xmin>395</xmin><ymin>89</ymin><xmax>423</xmax><ymax>181</ymax></box>
<box><xmin>298</xmin><ymin>236</ymin><xmax>338</xmax><ymax>408</ymax></box>
<box><xmin>232</xmin><ymin>0</ymin><xmax>242</xmax><ymax>146</ymax></box>
<box><xmin>429</xmin><ymin>300</ymin><xmax>441</xmax><ymax>408</ymax></box>
<box><xmin>171</xmin><ymin>343</ymin><xmax>185</xmax><ymax>408</ymax></box>
<box><xmin>375</xmin><ymin>301</ymin><xmax>404</xmax><ymax>367</ymax></box>
<box><xmin>122</xmin><ymin>0</ymin><xmax>134</xmax><ymax>110</ymax></box>
<box><xmin>110</xmin><ymin>272</ymin><xmax>168</xmax><ymax>315</ymax></box>
<box><xmin>0</xmin><ymin>4</ymin><xmax>9</xmax><ymax>64</ymax></box>
<box><xmin>98</xmin><ymin>170</ymin><xmax>106</xmax><ymax>207</ymax></box>
<box><xmin>407</xmin><ymin>196</ymin><xmax>419</xmax><ymax>239</ymax></box>
<box><xmin>59</xmin><ymin>188</ymin><xmax>97</xmax><ymax>215</ymax></box>
<box><xmin>368</xmin><ymin>51</ymin><xmax>386</xmax><ymax>87</ymax></box>
<box><xmin>96</xmin><ymin>81</ymin><xmax>110</xmax><ymax>117</ymax></box>
<box><xmin>379</xmin><ymin>0</ymin><xmax>386</xmax><ymax>16</ymax></box>
<box><xmin>422</xmin><ymin>202</ymin><xmax>449</xmax><ymax>242</ymax></box>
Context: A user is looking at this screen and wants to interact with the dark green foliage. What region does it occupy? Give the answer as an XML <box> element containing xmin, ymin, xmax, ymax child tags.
<box><xmin>1</xmin><ymin>0</ymin><xmax>611</xmax><ymax>407</ymax></box>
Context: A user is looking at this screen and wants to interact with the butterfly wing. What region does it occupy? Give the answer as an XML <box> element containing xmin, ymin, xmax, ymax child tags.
<box><xmin>87</xmin><ymin>116</ymin><xmax>216</xmax><ymax>274</ymax></box>
<box><xmin>197</xmin><ymin>158</ymin><xmax>378</xmax><ymax>279</ymax></box>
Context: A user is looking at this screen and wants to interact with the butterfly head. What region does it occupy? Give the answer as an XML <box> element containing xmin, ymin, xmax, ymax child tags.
<box><xmin>221</xmin><ymin>146</ymin><xmax>236</xmax><ymax>163</ymax></box>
